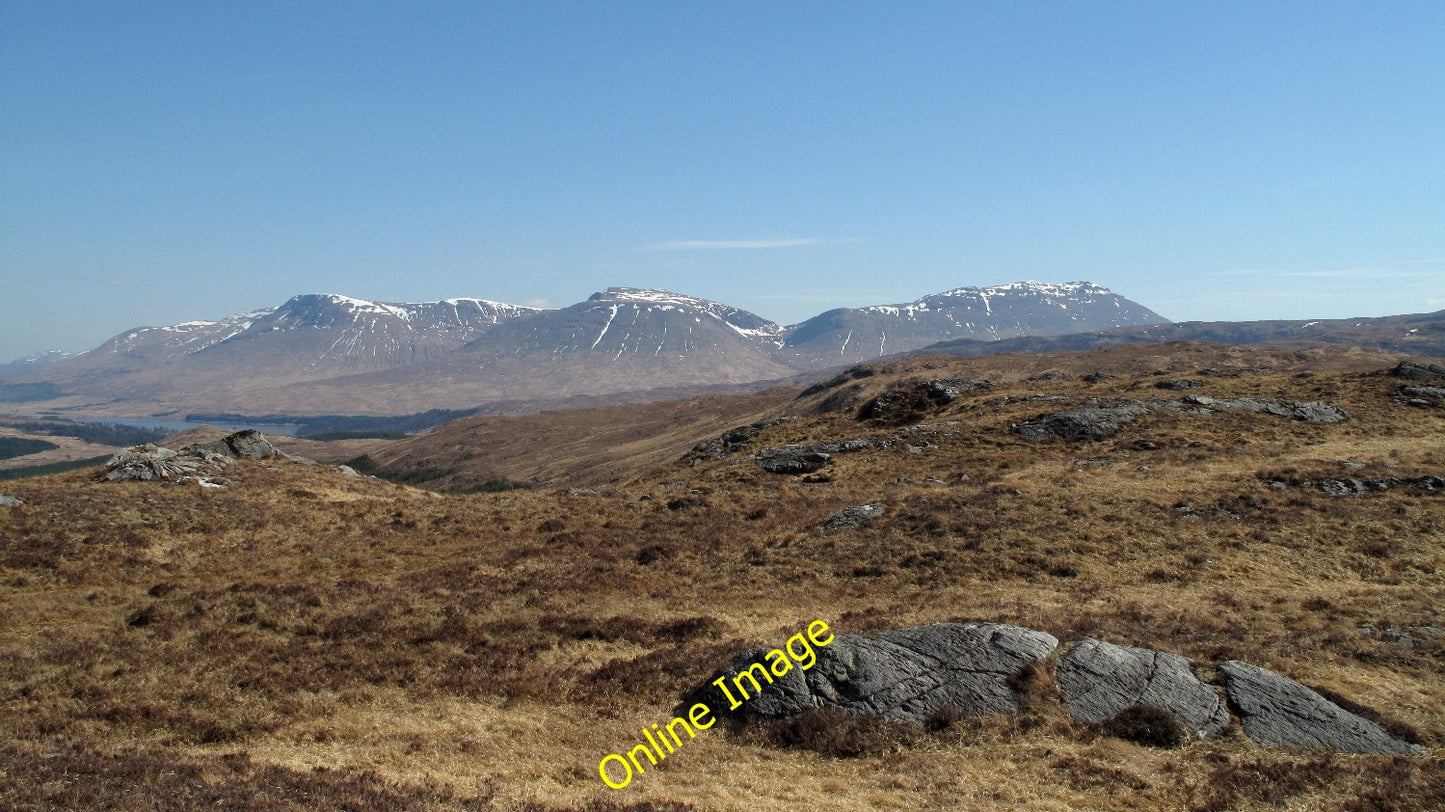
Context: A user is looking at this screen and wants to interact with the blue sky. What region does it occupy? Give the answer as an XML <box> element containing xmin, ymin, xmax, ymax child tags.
<box><xmin>3</xmin><ymin>1</ymin><xmax>1443</xmax><ymax>361</ymax></box>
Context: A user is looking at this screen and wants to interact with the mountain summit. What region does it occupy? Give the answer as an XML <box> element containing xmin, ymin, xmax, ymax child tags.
<box><xmin>779</xmin><ymin>281</ymin><xmax>1166</xmax><ymax>367</ymax></box>
<box><xmin>2</xmin><ymin>282</ymin><xmax>1167</xmax><ymax>416</ymax></box>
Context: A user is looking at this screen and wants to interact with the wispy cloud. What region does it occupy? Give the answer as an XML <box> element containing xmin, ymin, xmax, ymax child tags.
<box><xmin>638</xmin><ymin>238</ymin><xmax>823</xmax><ymax>251</ymax></box>
<box><xmin>1219</xmin><ymin>267</ymin><xmax>1441</xmax><ymax>279</ymax></box>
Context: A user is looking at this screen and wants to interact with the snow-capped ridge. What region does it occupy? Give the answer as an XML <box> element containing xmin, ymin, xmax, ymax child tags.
<box><xmin>587</xmin><ymin>287</ymin><xmax>785</xmax><ymax>339</ymax></box>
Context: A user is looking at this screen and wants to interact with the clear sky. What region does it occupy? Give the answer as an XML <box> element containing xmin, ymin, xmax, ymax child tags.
<box><xmin>2</xmin><ymin>1</ymin><xmax>1442</xmax><ymax>362</ymax></box>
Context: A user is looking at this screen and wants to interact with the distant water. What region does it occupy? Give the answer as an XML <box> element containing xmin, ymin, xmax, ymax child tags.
<box><xmin>72</xmin><ymin>417</ymin><xmax>309</xmax><ymax>438</ymax></box>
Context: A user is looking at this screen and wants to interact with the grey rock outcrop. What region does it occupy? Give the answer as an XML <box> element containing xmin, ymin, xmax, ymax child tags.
<box><xmin>1182</xmin><ymin>395</ymin><xmax>1349</xmax><ymax>422</ymax></box>
<box><xmin>1290</xmin><ymin>401</ymin><xmax>1350</xmax><ymax>423</ymax></box>
<box><xmin>1218</xmin><ymin>660</ymin><xmax>1425</xmax><ymax>755</ymax></box>
<box><xmin>1057</xmin><ymin>638</ymin><xmax>1228</xmax><ymax>738</ymax></box>
<box><xmin>688</xmin><ymin>622</ymin><xmax>1431</xmax><ymax>756</ymax></box>
<box><xmin>0</xmin><ymin>494</ymin><xmax>22</xmax><ymax>508</ymax></box>
<box><xmin>823</xmin><ymin>504</ymin><xmax>884</xmax><ymax>533</ymax></box>
<box><xmin>1400</xmin><ymin>385</ymin><xmax>1445</xmax><ymax>407</ymax></box>
<box><xmin>100</xmin><ymin>430</ymin><xmax>288</xmax><ymax>483</ymax></box>
<box><xmin>1393</xmin><ymin>361</ymin><xmax>1445</xmax><ymax>382</ymax></box>
<box><xmin>182</xmin><ymin>429</ymin><xmax>282</xmax><ymax>460</ymax></box>
<box><xmin>698</xmin><ymin>622</ymin><xmax>1058</xmax><ymax>724</ymax></box>
<box><xmin>756</xmin><ymin>446</ymin><xmax>831</xmax><ymax>474</ymax></box>
<box><xmin>1317</xmin><ymin>476</ymin><xmax>1445</xmax><ymax>496</ymax></box>
<box><xmin>1014</xmin><ymin>404</ymin><xmax>1150</xmax><ymax>442</ymax></box>
<box><xmin>923</xmin><ymin>378</ymin><xmax>993</xmax><ymax>403</ymax></box>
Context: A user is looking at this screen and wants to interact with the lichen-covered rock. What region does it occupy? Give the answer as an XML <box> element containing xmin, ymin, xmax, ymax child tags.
<box><xmin>1057</xmin><ymin>638</ymin><xmax>1228</xmax><ymax>738</ymax></box>
<box><xmin>1014</xmin><ymin>404</ymin><xmax>1150</xmax><ymax>442</ymax></box>
<box><xmin>695</xmin><ymin>622</ymin><xmax>1059</xmax><ymax>724</ymax></box>
<box><xmin>0</xmin><ymin>494</ymin><xmax>22</xmax><ymax>508</ymax></box>
<box><xmin>1218</xmin><ymin>660</ymin><xmax>1425</xmax><ymax>755</ymax></box>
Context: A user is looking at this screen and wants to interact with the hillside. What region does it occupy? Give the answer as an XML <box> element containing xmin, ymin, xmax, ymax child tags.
<box><xmin>918</xmin><ymin>309</ymin><xmax>1445</xmax><ymax>362</ymax></box>
<box><xmin>0</xmin><ymin>342</ymin><xmax>1441</xmax><ymax>810</ymax></box>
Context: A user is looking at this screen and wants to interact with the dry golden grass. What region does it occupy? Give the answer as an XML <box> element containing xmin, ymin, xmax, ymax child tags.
<box><xmin>0</xmin><ymin>342</ymin><xmax>1441</xmax><ymax>810</ymax></box>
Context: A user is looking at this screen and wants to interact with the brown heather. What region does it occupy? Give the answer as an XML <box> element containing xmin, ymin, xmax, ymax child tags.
<box><xmin>0</xmin><ymin>342</ymin><xmax>1441</xmax><ymax>810</ymax></box>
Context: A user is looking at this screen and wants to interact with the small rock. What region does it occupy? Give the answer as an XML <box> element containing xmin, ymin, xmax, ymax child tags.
<box><xmin>0</xmin><ymin>494</ymin><xmax>22</xmax><ymax>508</ymax></box>
<box><xmin>1155</xmin><ymin>379</ymin><xmax>1202</xmax><ymax>390</ymax></box>
<box><xmin>924</xmin><ymin>378</ymin><xmax>993</xmax><ymax>403</ymax></box>
<box><xmin>824</xmin><ymin>504</ymin><xmax>884</xmax><ymax>533</ymax></box>
<box><xmin>334</xmin><ymin>465</ymin><xmax>362</xmax><ymax>477</ymax></box>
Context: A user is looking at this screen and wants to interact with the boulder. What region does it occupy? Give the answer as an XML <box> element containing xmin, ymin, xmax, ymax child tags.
<box><xmin>755</xmin><ymin>445</ymin><xmax>832</xmax><ymax>474</ymax></box>
<box><xmin>1014</xmin><ymin>404</ymin><xmax>1150</xmax><ymax>442</ymax></box>
<box><xmin>695</xmin><ymin>622</ymin><xmax>1059</xmax><ymax>724</ymax></box>
<box><xmin>924</xmin><ymin>378</ymin><xmax>993</xmax><ymax>403</ymax></box>
<box><xmin>823</xmin><ymin>504</ymin><xmax>884</xmax><ymax>533</ymax></box>
<box><xmin>1291</xmin><ymin>402</ymin><xmax>1349</xmax><ymax>423</ymax></box>
<box><xmin>182</xmin><ymin>429</ymin><xmax>281</xmax><ymax>461</ymax></box>
<box><xmin>1057</xmin><ymin>639</ymin><xmax>1228</xmax><ymax>738</ymax></box>
<box><xmin>0</xmin><ymin>494</ymin><xmax>22</xmax><ymax>508</ymax></box>
<box><xmin>1218</xmin><ymin>660</ymin><xmax>1425</xmax><ymax>755</ymax></box>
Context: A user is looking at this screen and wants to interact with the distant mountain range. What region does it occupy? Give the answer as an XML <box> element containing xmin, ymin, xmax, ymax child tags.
<box><xmin>10</xmin><ymin>281</ymin><xmax>1444</xmax><ymax>420</ymax></box>
<box><xmin>1</xmin><ymin>282</ymin><xmax>1167</xmax><ymax>416</ymax></box>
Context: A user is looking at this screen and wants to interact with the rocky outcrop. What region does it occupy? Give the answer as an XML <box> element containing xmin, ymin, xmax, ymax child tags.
<box><xmin>99</xmin><ymin>430</ymin><xmax>288</xmax><ymax>485</ymax></box>
<box><xmin>1183</xmin><ymin>395</ymin><xmax>1350</xmax><ymax>423</ymax></box>
<box><xmin>1016</xmin><ymin>393</ymin><xmax>1351</xmax><ymax>443</ymax></box>
<box><xmin>697</xmin><ymin>622</ymin><xmax>1058</xmax><ymax>724</ymax></box>
<box><xmin>689</xmin><ymin>623</ymin><xmax>1429</xmax><ymax>756</ymax></box>
<box><xmin>0</xmin><ymin>494</ymin><xmax>22</xmax><ymax>508</ymax></box>
<box><xmin>1218</xmin><ymin>660</ymin><xmax>1425</xmax><ymax>755</ymax></box>
<box><xmin>923</xmin><ymin>378</ymin><xmax>994</xmax><ymax>403</ymax></box>
<box><xmin>1392</xmin><ymin>361</ymin><xmax>1445</xmax><ymax>382</ymax></box>
<box><xmin>182</xmin><ymin>429</ymin><xmax>282</xmax><ymax>460</ymax></box>
<box><xmin>1014</xmin><ymin>405</ymin><xmax>1150</xmax><ymax>442</ymax></box>
<box><xmin>1316</xmin><ymin>476</ymin><xmax>1445</xmax><ymax>496</ymax></box>
<box><xmin>1057</xmin><ymin>638</ymin><xmax>1228</xmax><ymax>738</ymax></box>
<box><xmin>755</xmin><ymin>447</ymin><xmax>831</xmax><ymax>474</ymax></box>
<box><xmin>1399</xmin><ymin>385</ymin><xmax>1445</xmax><ymax>407</ymax></box>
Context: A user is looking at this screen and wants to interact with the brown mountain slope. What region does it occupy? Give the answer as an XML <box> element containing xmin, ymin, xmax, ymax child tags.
<box><xmin>365</xmin><ymin>386</ymin><xmax>801</xmax><ymax>488</ymax></box>
<box><xmin>0</xmin><ymin>342</ymin><xmax>1441</xmax><ymax>810</ymax></box>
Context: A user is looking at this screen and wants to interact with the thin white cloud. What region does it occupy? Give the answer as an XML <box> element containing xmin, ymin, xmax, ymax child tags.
<box><xmin>1219</xmin><ymin>267</ymin><xmax>1440</xmax><ymax>279</ymax></box>
<box><xmin>638</xmin><ymin>238</ymin><xmax>823</xmax><ymax>251</ymax></box>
